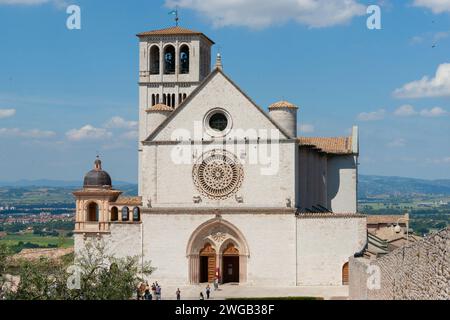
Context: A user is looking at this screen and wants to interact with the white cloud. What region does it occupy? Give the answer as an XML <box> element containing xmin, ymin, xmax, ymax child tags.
<box><xmin>298</xmin><ymin>124</ymin><xmax>315</xmax><ymax>133</ymax></box>
<box><xmin>0</xmin><ymin>108</ymin><xmax>15</xmax><ymax>119</ymax></box>
<box><xmin>165</xmin><ymin>0</ymin><xmax>366</xmax><ymax>29</ymax></box>
<box><xmin>105</xmin><ymin>116</ymin><xmax>138</xmax><ymax>130</ymax></box>
<box><xmin>0</xmin><ymin>128</ymin><xmax>55</xmax><ymax>138</ymax></box>
<box><xmin>433</xmin><ymin>31</ymin><xmax>450</xmax><ymax>41</ymax></box>
<box><xmin>413</xmin><ymin>0</ymin><xmax>450</xmax><ymax>14</ymax></box>
<box><xmin>393</xmin><ymin>104</ymin><xmax>448</xmax><ymax>118</ymax></box>
<box><xmin>426</xmin><ymin>156</ymin><xmax>450</xmax><ymax>164</ymax></box>
<box><xmin>121</xmin><ymin>130</ymin><xmax>139</xmax><ymax>140</ymax></box>
<box><xmin>394</xmin><ymin>63</ymin><xmax>450</xmax><ymax>98</ymax></box>
<box><xmin>410</xmin><ymin>31</ymin><xmax>450</xmax><ymax>46</ymax></box>
<box><xmin>419</xmin><ymin>107</ymin><xmax>448</xmax><ymax>117</ymax></box>
<box><xmin>66</xmin><ymin>125</ymin><xmax>112</xmax><ymax>141</ymax></box>
<box><xmin>0</xmin><ymin>0</ymin><xmax>67</xmax><ymax>7</ymax></box>
<box><xmin>357</xmin><ymin>109</ymin><xmax>386</xmax><ymax>121</ymax></box>
<box><xmin>387</xmin><ymin>138</ymin><xmax>406</xmax><ymax>148</ymax></box>
<box><xmin>394</xmin><ymin>105</ymin><xmax>418</xmax><ymax>117</ymax></box>
<box><xmin>410</xmin><ymin>35</ymin><xmax>424</xmax><ymax>45</ymax></box>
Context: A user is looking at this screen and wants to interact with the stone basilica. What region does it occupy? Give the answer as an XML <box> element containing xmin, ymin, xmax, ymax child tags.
<box><xmin>73</xmin><ymin>26</ymin><xmax>367</xmax><ymax>287</ymax></box>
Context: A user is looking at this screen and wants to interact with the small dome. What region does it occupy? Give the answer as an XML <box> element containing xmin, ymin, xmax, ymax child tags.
<box><xmin>269</xmin><ymin>101</ymin><xmax>298</xmax><ymax>110</ymax></box>
<box><xmin>83</xmin><ymin>157</ymin><xmax>112</xmax><ymax>188</ymax></box>
<box><xmin>146</xmin><ymin>104</ymin><xmax>174</xmax><ymax>112</ymax></box>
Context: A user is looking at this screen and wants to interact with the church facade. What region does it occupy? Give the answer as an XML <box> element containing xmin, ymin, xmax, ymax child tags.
<box><xmin>74</xmin><ymin>26</ymin><xmax>367</xmax><ymax>287</ymax></box>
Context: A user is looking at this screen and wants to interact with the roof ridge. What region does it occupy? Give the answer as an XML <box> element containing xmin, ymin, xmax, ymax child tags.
<box><xmin>137</xmin><ymin>26</ymin><xmax>215</xmax><ymax>44</ymax></box>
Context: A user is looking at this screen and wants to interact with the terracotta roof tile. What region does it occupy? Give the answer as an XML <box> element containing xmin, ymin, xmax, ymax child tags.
<box><xmin>146</xmin><ymin>104</ymin><xmax>174</xmax><ymax>112</ymax></box>
<box><xmin>112</xmin><ymin>196</ymin><xmax>143</xmax><ymax>206</ymax></box>
<box><xmin>298</xmin><ymin>136</ymin><xmax>353</xmax><ymax>154</ymax></box>
<box><xmin>269</xmin><ymin>100</ymin><xmax>298</xmax><ymax>110</ymax></box>
<box><xmin>297</xmin><ymin>212</ymin><xmax>366</xmax><ymax>219</ymax></box>
<box><xmin>367</xmin><ymin>215</ymin><xmax>409</xmax><ymax>225</ymax></box>
<box><xmin>137</xmin><ymin>26</ymin><xmax>215</xmax><ymax>44</ymax></box>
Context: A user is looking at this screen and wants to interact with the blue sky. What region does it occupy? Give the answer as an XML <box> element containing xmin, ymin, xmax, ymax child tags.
<box><xmin>0</xmin><ymin>0</ymin><xmax>449</xmax><ymax>182</ymax></box>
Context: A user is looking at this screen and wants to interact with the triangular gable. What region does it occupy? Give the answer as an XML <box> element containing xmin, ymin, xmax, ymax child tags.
<box><xmin>144</xmin><ymin>68</ymin><xmax>291</xmax><ymax>143</ymax></box>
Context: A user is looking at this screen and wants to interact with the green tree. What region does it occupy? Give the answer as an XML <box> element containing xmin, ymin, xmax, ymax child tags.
<box><xmin>2</xmin><ymin>240</ymin><xmax>155</xmax><ymax>300</ymax></box>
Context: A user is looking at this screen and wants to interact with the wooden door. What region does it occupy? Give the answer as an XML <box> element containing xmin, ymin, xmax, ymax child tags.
<box><xmin>342</xmin><ymin>262</ymin><xmax>349</xmax><ymax>285</ymax></box>
<box><xmin>200</xmin><ymin>243</ymin><xmax>216</xmax><ymax>283</ymax></box>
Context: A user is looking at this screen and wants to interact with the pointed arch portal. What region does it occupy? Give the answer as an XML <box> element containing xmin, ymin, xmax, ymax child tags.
<box><xmin>186</xmin><ymin>218</ymin><xmax>249</xmax><ymax>284</ymax></box>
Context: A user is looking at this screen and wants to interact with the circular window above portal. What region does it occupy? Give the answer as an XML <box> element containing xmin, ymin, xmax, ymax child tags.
<box><xmin>204</xmin><ymin>109</ymin><xmax>232</xmax><ymax>137</ymax></box>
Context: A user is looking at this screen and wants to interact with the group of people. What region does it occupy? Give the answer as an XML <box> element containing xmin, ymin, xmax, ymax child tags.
<box><xmin>137</xmin><ymin>281</ymin><xmax>162</xmax><ymax>300</ymax></box>
<box><xmin>137</xmin><ymin>278</ymin><xmax>220</xmax><ymax>300</ymax></box>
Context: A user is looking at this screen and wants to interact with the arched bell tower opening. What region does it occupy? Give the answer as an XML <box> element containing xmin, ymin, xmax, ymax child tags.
<box><xmin>149</xmin><ymin>45</ymin><xmax>160</xmax><ymax>75</ymax></box>
<box><xmin>87</xmin><ymin>202</ymin><xmax>99</xmax><ymax>222</ymax></box>
<box><xmin>186</xmin><ymin>218</ymin><xmax>249</xmax><ymax>284</ymax></box>
<box><xmin>180</xmin><ymin>44</ymin><xmax>190</xmax><ymax>74</ymax></box>
<box><xmin>164</xmin><ymin>45</ymin><xmax>176</xmax><ymax>75</ymax></box>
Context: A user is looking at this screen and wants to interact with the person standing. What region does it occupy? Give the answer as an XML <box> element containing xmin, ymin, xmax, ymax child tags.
<box><xmin>144</xmin><ymin>282</ymin><xmax>151</xmax><ymax>300</ymax></box>
<box><xmin>200</xmin><ymin>292</ymin><xmax>205</xmax><ymax>300</ymax></box>
<box><xmin>156</xmin><ymin>284</ymin><xmax>161</xmax><ymax>300</ymax></box>
<box><xmin>151</xmin><ymin>283</ymin><xmax>156</xmax><ymax>297</ymax></box>
<box><xmin>206</xmin><ymin>284</ymin><xmax>211</xmax><ymax>299</ymax></box>
<box><xmin>176</xmin><ymin>288</ymin><xmax>181</xmax><ymax>300</ymax></box>
<box><xmin>136</xmin><ymin>286</ymin><xmax>141</xmax><ymax>300</ymax></box>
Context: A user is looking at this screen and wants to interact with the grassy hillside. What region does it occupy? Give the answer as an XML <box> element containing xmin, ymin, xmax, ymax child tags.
<box><xmin>0</xmin><ymin>184</ymin><xmax>138</xmax><ymax>206</ymax></box>
<box><xmin>359</xmin><ymin>175</ymin><xmax>450</xmax><ymax>198</ymax></box>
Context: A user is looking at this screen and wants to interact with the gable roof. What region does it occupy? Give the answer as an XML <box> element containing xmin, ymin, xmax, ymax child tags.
<box><xmin>298</xmin><ymin>136</ymin><xmax>354</xmax><ymax>155</ymax></box>
<box><xmin>137</xmin><ymin>26</ymin><xmax>215</xmax><ymax>45</ymax></box>
<box><xmin>143</xmin><ymin>68</ymin><xmax>292</xmax><ymax>143</ymax></box>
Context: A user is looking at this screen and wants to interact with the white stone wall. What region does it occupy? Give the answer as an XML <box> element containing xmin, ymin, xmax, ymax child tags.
<box><xmin>140</xmin><ymin>71</ymin><xmax>296</xmax><ymax>208</ymax></box>
<box><xmin>296</xmin><ymin>216</ymin><xmax>367</xmax><ymax>286</ymax></box>
<box><xmin>74</xmin><ymin>224</ymin><xmax>143</xmax><ymax>260</ymax></box>
<box><xmin>140</xmin><ymin>142</ymin><xmax>296</xmax><ymax>208</ymax></box>
<box><xmin>269</xmin><ymin>108</ymin><xmax>297</xmax><ymax>138</ymax></box>
<box><xmin>141</xmin><ymin>213</ymin><xmax>296</xmax><ymax>286</ymax></box>
<box><xmin>327</xmin><ymin>155</ymin><xmax>358</xmax><ymax>213</ymax></box>
<box><xmin>349</xmin><ymin>228</ymin><xmax>450</xmax><ymax>300</ymax></box>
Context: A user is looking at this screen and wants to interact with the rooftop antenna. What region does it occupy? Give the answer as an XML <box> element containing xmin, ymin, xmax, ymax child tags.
<box><xmin>169</xmin><ymin>7</ymin><xmax>179</xmax><ymax>26</ymax></box>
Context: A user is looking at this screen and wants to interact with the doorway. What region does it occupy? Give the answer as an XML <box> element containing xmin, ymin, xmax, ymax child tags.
<box><xmin>222</xmin><ymin>256</ymin><xmax>239</xmax><ymax>283</ymax></box>
<box><xmin>199</xmin><ymin>243</ymin><xmax>216</xmax><ymax>283</ymax></box>
<box><xmin>222</xmin><ymin>243</ymin><xmax>240</xmax><ymax>283</ymax></box>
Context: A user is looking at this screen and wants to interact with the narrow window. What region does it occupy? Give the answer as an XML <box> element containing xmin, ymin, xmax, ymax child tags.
<box><xmin>180</xmin><ymin>45</ymin><xmax>190</xmax><ymax>74</ymax></box>
<box><xmin>122</xmin><ymin>207</ymin><xmax>129</xmax><ymax>221</ymax></box>
<box><xmin>150</xmin><ymin>45</ymin><xmax>160</xmax><ymax>75</ymax></box>
<box><xmin>164</xmin><ymin>45</ymin><xmax>176</xmax><ymax>74</ymax></box>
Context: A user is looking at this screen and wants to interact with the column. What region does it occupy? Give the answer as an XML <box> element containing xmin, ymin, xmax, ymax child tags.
<box><xmin>217</xmin><ymin>253</ymin><xmax>223</xmax><ymax>283</ymax></box>
<box><xmin>240</xmin><ymin>255</ymin><xmax>248</xmax><ymax>283</ymax></box>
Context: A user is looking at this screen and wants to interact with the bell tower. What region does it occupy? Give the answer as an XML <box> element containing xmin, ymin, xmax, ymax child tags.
<box><xmin>137</xmin><ymin>26</ymin><xmax>215</xmax><ymax>141</ymax></box>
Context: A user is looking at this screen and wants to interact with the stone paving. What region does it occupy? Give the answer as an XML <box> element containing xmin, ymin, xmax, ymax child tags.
<box><xmin>151</xmin><ymin>284</ymin><xmax>349</xmax><ymax>300</ymax></box>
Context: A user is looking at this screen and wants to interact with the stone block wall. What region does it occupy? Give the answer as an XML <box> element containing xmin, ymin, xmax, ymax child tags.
<box><xmin>349</xmin><ymin>228</ymin><xmax>449</xmax><ymax>300</ymax></box>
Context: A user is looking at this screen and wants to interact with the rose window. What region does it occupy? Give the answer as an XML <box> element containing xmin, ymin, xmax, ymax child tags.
<box><xmin>193</xmin><ymin>150</ymin><xmax>244</xmax><ymax>200</ymax></box>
